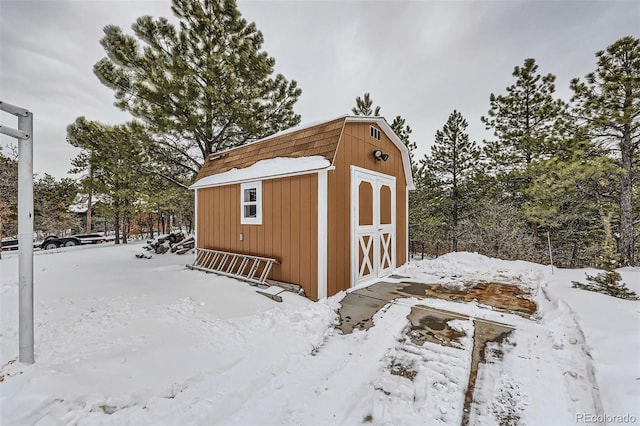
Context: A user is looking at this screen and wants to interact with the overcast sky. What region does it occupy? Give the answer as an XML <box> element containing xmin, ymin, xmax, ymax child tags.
<box><xmin>1</xmin><ymin>0</ymin><xmax>638</xmax><ymax>179</ymax></box>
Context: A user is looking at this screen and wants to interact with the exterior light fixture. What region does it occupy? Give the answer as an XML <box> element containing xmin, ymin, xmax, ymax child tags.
<box><xmin>373</xmin><ymin>150</ymin><xmax>389</xmax><ymax>161</ymax></box>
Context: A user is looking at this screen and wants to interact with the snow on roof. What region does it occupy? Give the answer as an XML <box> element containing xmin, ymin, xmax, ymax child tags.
<box><xmin>68</xmin><ymin>193</ymin><xmax>112</xmax><ymax>213</ymax></box>
<box><xmin>190</xmin><ymin>156</ymin><xmax>332</xmax><ymax>189</ymax></box>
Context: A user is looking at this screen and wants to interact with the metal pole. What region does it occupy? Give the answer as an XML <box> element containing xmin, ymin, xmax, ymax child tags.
<box><xmin>17</xmin><ymin>111</ymin><xmax>34</xmax><ymax>364</ymax></box>
<box><xmin>1</xmin><ymin>101</ymin><xmax>35</xmax><ymax>364</ymax></box>
<box><xmin>0</xmin><ymin>126</ymin><xmax>28</xmax><ymax>139</ymax></box>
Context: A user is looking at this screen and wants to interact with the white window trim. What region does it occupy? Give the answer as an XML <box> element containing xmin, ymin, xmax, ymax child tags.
<box><xmin>240</xmin><ymin>181</ymin><xmax>262</xmax><ymax>225</ymax></box>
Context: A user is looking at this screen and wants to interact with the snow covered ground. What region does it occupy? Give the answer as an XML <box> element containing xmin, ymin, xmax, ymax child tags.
<box><xmin>1</xmin><ymin>243</ymin><xmax>638</xmax><ymax>425</ymax></box>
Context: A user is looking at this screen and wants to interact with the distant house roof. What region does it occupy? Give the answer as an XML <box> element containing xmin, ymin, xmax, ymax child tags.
<box><xmin>68</xmin><ymin>193</ymin><xmax>111</xmax><ymax>213</ymax></box>
<box><xmin>192</xmin><ymin>116</ymin><xmax>414</xmax><ymax>189</ymax></box>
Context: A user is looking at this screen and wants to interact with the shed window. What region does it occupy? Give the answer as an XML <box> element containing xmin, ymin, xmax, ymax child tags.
<box><xmin>241</xmin><ymin>181</ymin><xmax>262</xmax><ymax>225</ymax></box>
<box><xmin>370</xmin><ymin>126</ymin><xmax>381</xmax><ymax>140</ymax></box>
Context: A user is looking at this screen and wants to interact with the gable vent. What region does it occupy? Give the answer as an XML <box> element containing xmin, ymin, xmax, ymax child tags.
<box><xmin>370</xmin><ymin>126</ymin><xmax>381</xmax><ymax>141</ymax></box>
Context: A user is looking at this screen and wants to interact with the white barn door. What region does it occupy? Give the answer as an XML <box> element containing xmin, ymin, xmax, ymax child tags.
<box><xmin>351</xmin><ymin>166</ymin><xmax>396</xmax><ymax>286</ymax></box>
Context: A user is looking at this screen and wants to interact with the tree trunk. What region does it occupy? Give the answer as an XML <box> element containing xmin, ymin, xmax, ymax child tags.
<box><xmin>570</xmin><ymin>240</ymin><xmax>579</xmax><ymax>268</ymax></box>
<box><xmin>452</xmin><ymin>199</ymin><xmax>458</xmax><ymax>252</ymax></box>
<box><xmin>123</xmin><ymin>214</ymin><xmax>129</xmax><ymax>244</ymax></box>
<box><xmin>530</xmin><ymin>223</ymin><xmax>539</xmax><ymax>239</ymax></box>
<box><xmin>114</xmin><ymin>209</ymin><xmax>121</xmax><ymax>245</ymax></box>
<box><xmin>86</xmin><ymin>165</ymin><xmax>93</xmax><ymax>234</ymax></box>
<box><xmin>122</xmin><ymin>200</ymin><xmax>129</xmax><ymax>244</ymax></box>
<box><xmin>86</xmin><ymin>190</ymin><xmax>92</xmax><ymax>234</ymax></box>
<box><xmin>618</xmin><ymin>124</ymin><xmax>634</xmax><ymax>266</ymax></box>
<box><xmin>619</xmin><ymin>167</ymin><xmax>634</xmax><ymax>266</ymax></box>
<box><xmin>156</xmin><ymin>206</ymin><xmax>162</xmax><ymax>235</ymax></box>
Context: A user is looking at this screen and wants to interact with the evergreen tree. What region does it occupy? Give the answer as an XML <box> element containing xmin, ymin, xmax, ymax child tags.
<box><xmin>352</xmin><ymin>92</ymin><xmax>381</xmax><ymax>116</ymax></box>
<box><xmin>481</xmin><ymin>58</ymin><xmax>568</xmax><ymax>246</ymax></box>
<box><xmin>422</xmin><ymin>110</ymin><xmax>480</xmax><ymax>251</ymax></box>
<box><xmin>570</xmin><ymin>36</ymin><xmax>640</xmax><ymax>266</ymax></box>
<box><xmin>390</xmin><ymin>115</ymin><xmax>417</xmax><ymax>172</ymax></box>
<box><xmin>481</xmin><ymin>58</ymin><xmax>567</xmax><ymax>171</ymax></box>
<box><xmin>409</xmin><ymin>163</ymin><xmax>447</xmax><ymax>252</ymax></box>
<box><xmin>67</xmin><ymin>118</ymin><xmax>147</xmax><ymax>244</ymax></box>
<box><xmin>94</xmin><ymin>0</ymin><xmax>301</xmax><ymax>179</ymax></box>
<box><xmin>572</xmin><ymin>213</ymin><xmax>638</xmax><ymax>300</ymax></box>
<box><xmin>33</xmin><ymin>174</ymin><xmax>80</xmax><ymax>236</ymax></box>
<box><xmin>0</xmin><ymin>150</ymin><xmax>18</xmax><ymax>239</ymax></box>
<box><xmin>524</xmin><ymin>135</ymin><xmax>618</xmax><ymax>266</ymax></box>
<box><xmin>388</xmin><ymin>114</ymin><xmax>432</xmax><ymax>249</ymax></box>
<box><xmin>140</xmin><ymin>173</ymin><xmax>194</xmax><ymax>234</ymax></box>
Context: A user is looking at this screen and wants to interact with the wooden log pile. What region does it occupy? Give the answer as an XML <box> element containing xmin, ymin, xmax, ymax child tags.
<box><xmin>141</xmin><ymin>231</ymin><xmax>195</xmax><ymax>256</ymax></box>
<box><xmin>171</xmin><ymin>236</ymin><xmax>195</xmax><ymax>255</ymax></box>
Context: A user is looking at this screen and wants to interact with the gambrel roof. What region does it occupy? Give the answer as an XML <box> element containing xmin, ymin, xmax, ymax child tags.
<box><xmin>192</xmin><ymin>116</ymin><xmax>414</xmax><ymax>189</ymax></box>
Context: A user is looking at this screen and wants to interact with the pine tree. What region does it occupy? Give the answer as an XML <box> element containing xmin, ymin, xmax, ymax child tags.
<box><xmin>572</xmin><ymin>213</ymin><xmax>638</xmax><ymax>300</ymax></box>
<box><xmin>481</xmin><ymin>58</ymin><xmax>567</xmax><ymax>170</ymax></box>
<box><xmin>422</xmin><ymin>110</ymin><xmax>480</xmax><ymax>251</ymax></box>
<box><xmin>524</xmin><ymin>134</ymin><xmax>618</xmax><ymax>266</ymax></box>
<box><xmin>351</xmin><ymin>92</ymin><xmax>381</xmax><ymax>116</ymax></box>
<box><xmin>390</xmin><ymin>115</ymin><xmax>417</xmax><ymax>172</ymax></box>
<box><xmin>481</xmin><ymin>58</ymin><xmax>568</xmax><ymax>245</ymax></box>
<box><xmin>67</xmin><ymin>118</ymin><xmax>147</xmax><ymax>244</ymax></box>
<box><xmin>0</xmin><ymin>150</ymin><xmax>18</xmax><ymax>239</ymax></box>
<box><xmin>33</xmin><ymin>174</ymin><xmax>80</xmax><ymax>236</ymax></box>
<box><xmin>94</xmin><ymin>0</ymin><xmax>301</xmax><ymax>179</ymax></box>
<box><xmin>139</xmin><ymin>173</ymin><xmax>194</xmax><ymax>235</ymax></box>
<box><xmin>409</xmin><ymin>163</ymin><xmax>447</xmax><ymax>252</ymax></box>
<box><xmin>570</xmin><ymin>36</ymin><xmax>640</xmax><ymax>266</ymax></box>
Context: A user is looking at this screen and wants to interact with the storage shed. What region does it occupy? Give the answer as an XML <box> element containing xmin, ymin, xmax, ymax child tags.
<box><xmin>190</xmin><ymin>116</ymin><xmax>414</xmax><ymax>299</ymax></box>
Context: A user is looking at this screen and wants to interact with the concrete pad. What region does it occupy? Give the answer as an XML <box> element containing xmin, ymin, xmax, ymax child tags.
<box><xmin>336</xmin><ymin>279</ymin><xmax>522</xmax><ymax>426</ymax></box>
<box><xmin>337</xmin><ymin>280</ymin><xmax>536</xmax><ymax>335</ymax></box>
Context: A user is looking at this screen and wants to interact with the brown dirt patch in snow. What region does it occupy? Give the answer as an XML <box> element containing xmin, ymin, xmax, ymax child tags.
<box><xmin>389</xmin><ymin>361</ymin><xmax>418</xmax><ymax>381</ymax></box>
<box><xmin>420</xmin><ymin>283</ymin><xmax>537</xmax><ymax>318</ymax></box>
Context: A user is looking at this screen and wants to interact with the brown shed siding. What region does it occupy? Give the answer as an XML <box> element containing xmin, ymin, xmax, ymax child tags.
<box><xmin>327</xmin><ymin>122</ymin><xmax>408</xmax><ymax>294</ymax></box>
<box><xmin>196</xmin><ymin>174</ymin><xmax>319</xmax><ymax>298</ymax></box>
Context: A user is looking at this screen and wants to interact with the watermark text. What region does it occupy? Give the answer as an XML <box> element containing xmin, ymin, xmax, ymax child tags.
<box><xmin>576</xmin><ymin>413</ymin><xmax>637</xmax><ymax>424</ymax></box>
